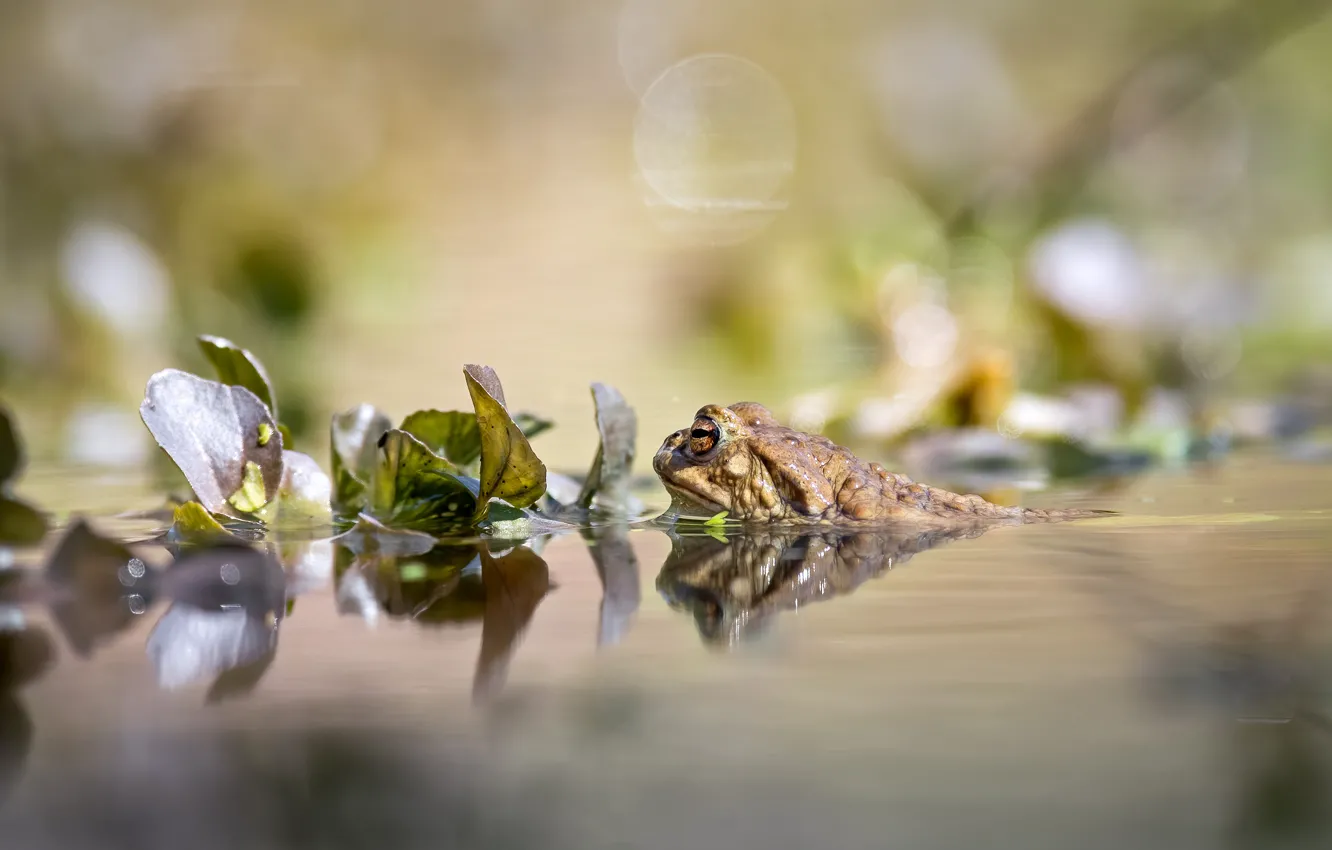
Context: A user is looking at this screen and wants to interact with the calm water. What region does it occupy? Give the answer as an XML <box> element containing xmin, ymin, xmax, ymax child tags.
<box><xmin>2</xmin><ymin>452</ymin><xmax>1331</xmax><ymax>850</ymax></box>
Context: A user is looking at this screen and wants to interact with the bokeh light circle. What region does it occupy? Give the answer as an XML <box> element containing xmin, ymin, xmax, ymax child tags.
<box><xmin>634</xmin><ymin>54</ymin><xmax>796</xmax><ymax>214</ymax></box>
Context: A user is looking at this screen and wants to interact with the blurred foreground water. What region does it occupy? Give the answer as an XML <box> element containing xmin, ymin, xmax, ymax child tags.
<box><xmin>2</xmin><ymin>452</ymin><xmax>1330</xmax><ymax>850</ymax></box>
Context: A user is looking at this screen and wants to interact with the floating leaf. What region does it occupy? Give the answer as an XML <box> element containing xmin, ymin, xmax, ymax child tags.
<box><xmin>476</xmin><ymin>502</ymin><xmax>574</xmax><ymax>539</ymax></box>
<box><xmin>0</xmin><ymin>406</ymin><xmax>21</xmax><ymax>486</ymax></box>
<box><xmin>400</xmin><ymin>409</ymin><xmax>482</xmax><ymax>467</ymax></box>
<box><xmin>372</xmin><ymin>430</ymin><xmax>477</xmax><ymax>530</ymax></box>
<box><xmin>577</xmin><ymin>383</ymin><xmax>639</xmax><ymax>513</ymax></box>
<box><xmin>336</xmin><ymin>513</ymin><xmax>436</xmax><ymax>558</ymax></box>
<box><xmin>169</xmin><ymin>501</ymin><xmax>236</xmax><ymax>544</ymax></box>
<box><xmin>330</xmin><ymin>405</ymin><xmax>392</xmax><ymax>517</ymax></box>
<box><xmin>703</xmin><ymin>511</ymin><xmax>729</xmax><ymax>526</ymax></box>
<box><xmin>196</xmin><ymin>335</ymin><xmax>279</xmax><ymax>419</ymax></box>
<box><xmin>139</xmin><ymin>369</ymin><xmax>284</xmax><ymax>517</ymax></box>
<box><xmin>0</xmin><ymin>497</ymin><xmax>47</xmax><ymax>547</ymax></box>
<box><xmin>474</xmin><ymin>543</ymin><xmax>552</xmax><ymax>702</ymax></box>
<box><xmin>464</xmin><ymin>364</ymin><xmax>547</xmax><ymax>519</ymax></box>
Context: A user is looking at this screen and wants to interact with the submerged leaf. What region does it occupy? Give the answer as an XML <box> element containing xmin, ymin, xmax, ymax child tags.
<box><xmin>0</xmin><ymin>406</ymin><xmax>21</xmax><ymax>486</ymax></box>
<box><xmin>139</xmin><ymin>369</ymin><xmax>284</xmax><ymax>517</ymax></box>
<box><xmin>331</xmin><ymin>404</ymin><xmax>392</xmax><ymax>516</ymax></box>
<box><xmin>196</xmin><ymin>335</ymin><xmax>279</xmax><ymax>419</ymax></box>
<box><xmin>372</xmin><ymin>430</ymin><xmax>477</xmax><ymax>530</ymax></box>
<box><xmin>577</xmin><ymin>382</ymin><xmax>638</xmax><ymax>512</ymax></box>
<box><xmin>464</xmin><ymin>365</ymin><xmax>547</xmax><ymax>518</ymax></box>
<box><xmin>400</xmin><ymin>409</ymin><xmax>482</xmax><ymax>467</ymax></box>
<box><xmin>0</xmin><ymin>497</ymin><xmax>47</xmax><ymax>547</ymax></box>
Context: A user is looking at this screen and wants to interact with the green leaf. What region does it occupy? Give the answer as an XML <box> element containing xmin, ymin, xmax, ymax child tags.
<box><xmin>169</xmin><ymin>501</ymin><xmax>236</xmax><ymax>543</ymax></box>
<box><xmin>228</xmin><ymin>461</ymin><xmax>268</xmax><ymax>513</ymax></box>
<box><xmin>372</xmin><ymin>430</ymin><xmax>478</xmax><ymax>531</ymax></box>
<box><xmin>197</xmin><ymin>335</ymin><xmax>279</xmax><ymax>419</ymax></box>
<box><xmin>330</xmin><ymin>404</ymin><xmax>392</xmax><ymax>517</ymax></box>
<box><xmin>139</xmin><ymin>369</ymin><xmax>284</xmax><ymax>518</ymax></box>
<box><xmin>576</xmin><ymin>382</ymin><xmax>638</xmax><ymax>513</ymax></box>
<box><xmin>167</xmin><ymin>501</ymin><xmax>265</xmax><ymax>546</ymax></box>
<box><xmin>703</xmin><ymin>510</ymin><xmax>729</xmax><ymax>526</ymax></box>
<box><xmin>464</xmin><ymin>364</ymin><xmax>547</xmax><ymax>520</ymax></box>
<box><xmin>475</xmin><ymin>501</ymin><xmax>575</xmax><ymax>539</ymax></box>
<box><xmin>0</xmin><ymin>405</ymin><xmax>22</xmax><ymax>486</ymax></box>
<box><xmin>400</xmin><ymin>409</ymin><xmax>482</xmax><ymax>467</ymax></box>
<box><xmin>0</xmin><ymin>496</ymin><xmax>47</xmax><ymax>547</ymax></box>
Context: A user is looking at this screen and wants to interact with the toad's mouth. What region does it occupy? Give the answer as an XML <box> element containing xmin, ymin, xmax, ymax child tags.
<box><xmin>658</xmin><ymin>478</ymin><xmax>728</xmax><ymax>517</ymax></box>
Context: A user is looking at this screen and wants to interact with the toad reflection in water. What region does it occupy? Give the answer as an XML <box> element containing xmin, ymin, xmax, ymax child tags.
<box><xmin>654</xmin><ymin>523</ymin><xmax>1001</xmax><ymax>647</ymax></box>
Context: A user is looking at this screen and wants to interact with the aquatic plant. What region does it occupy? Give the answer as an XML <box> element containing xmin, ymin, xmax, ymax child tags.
<box><xmin>139</xmin><ymin>335</ymin><xmax>642</xmax><ymax>543</ymax></box>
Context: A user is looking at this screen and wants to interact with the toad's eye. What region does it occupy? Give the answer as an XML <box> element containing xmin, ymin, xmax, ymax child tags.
<box><xmin>688</xmin><ymin>417</ymin><xmax>719</xmax><ymax>456</ymax></box>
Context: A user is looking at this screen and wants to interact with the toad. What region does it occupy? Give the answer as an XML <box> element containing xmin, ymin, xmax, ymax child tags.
<box><xmin>652</xmin><ymin>402</ymin><xmax>1108</xmax><ymax>525</ymax></box>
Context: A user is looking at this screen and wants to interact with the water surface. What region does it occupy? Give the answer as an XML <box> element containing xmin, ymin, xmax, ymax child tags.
<box><xmin>2</xmin><ymin>453</ymin><xmax>1330</xmax><ymax>850</ymax></box>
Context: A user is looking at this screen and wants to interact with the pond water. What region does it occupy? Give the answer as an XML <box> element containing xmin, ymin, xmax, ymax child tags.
<box><xmin>2</xmin><ymin>452</ymin><xmax>1330</xmax><ymax>850</ymax></box>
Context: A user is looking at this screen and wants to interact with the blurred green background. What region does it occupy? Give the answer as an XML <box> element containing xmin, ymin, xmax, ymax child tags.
<box><xmin>4</xmin><ymin>0</ymin><xmax>1332</xmax><ymax>473</ymax></box>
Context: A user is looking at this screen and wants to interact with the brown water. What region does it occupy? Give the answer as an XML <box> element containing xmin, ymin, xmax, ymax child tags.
<box><xmin>2</xmin><ymin>452</ymin><xmax>1331</xmax><ymax>850</ymax></box>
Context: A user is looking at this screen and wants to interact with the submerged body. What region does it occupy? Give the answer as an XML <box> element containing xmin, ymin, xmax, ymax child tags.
<box><xmin>652</xmin><ymin>402</ymin><xmax>1106</xmax><ymax>525</ymax></box>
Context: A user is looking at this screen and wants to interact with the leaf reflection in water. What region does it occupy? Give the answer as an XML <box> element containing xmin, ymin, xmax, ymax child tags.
<box><xmin>333</xmin><ymin>532</ymin><xmax>553</xmax><ymax>702</ymax></box>
<box><xmin>146</xmin><ymin>543</ymin><xmax>286</xmax><ymax>696</ymax></box>
<box><xmin>0</xmin><ymin>621</ymin><xmax>55</xmax><ymax>808</ymax></box>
